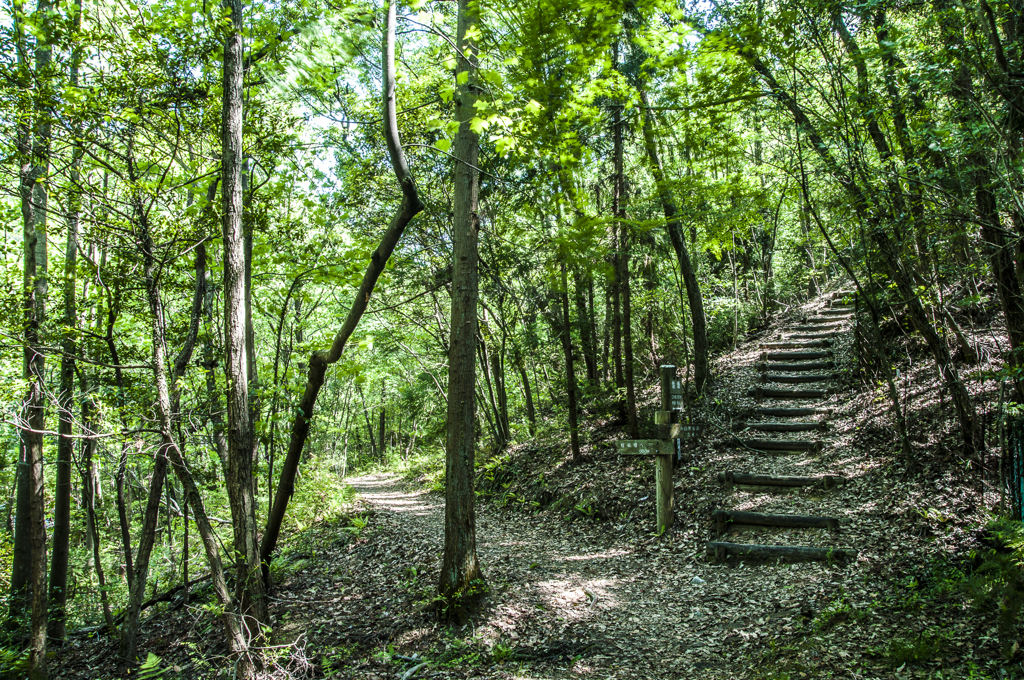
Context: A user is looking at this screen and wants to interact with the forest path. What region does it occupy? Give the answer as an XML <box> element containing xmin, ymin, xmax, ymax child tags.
<box><xmin>333</xmin><ymin>469</ymin><xmax>839</xmax><ymax>679</ymax></box>
<box><xmin>277</xmin><ymin>293</ymin><xmax>946</xmax><ymax>679</ymax></box>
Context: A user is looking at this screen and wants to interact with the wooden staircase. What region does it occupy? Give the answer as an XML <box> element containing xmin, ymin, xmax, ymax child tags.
<box><xmin>708</xmin><ymin>291</ymin><xmax>859</xmax><ymax>563</ymax></box>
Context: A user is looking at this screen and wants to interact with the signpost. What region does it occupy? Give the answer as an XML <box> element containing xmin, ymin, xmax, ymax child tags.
<box><xmin>613</xmin><ymin>365</ymin><xmax>703</xmax><ymax>534</ymax></box>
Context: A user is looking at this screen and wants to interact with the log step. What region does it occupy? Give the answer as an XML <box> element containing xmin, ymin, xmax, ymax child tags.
<box><xmin>713</xmin><ymin>509</ymin><xmax>840</xmax><ymax>532</ymax></box>
<box><xmin>820</xmin><ymin>309</ymin><xmax>854</xmax><ymax>316</ymax></box>
<box><xmin>761</xmin><ymin>340</ymin><xmax>832</xmax><ymax>349</ymax></box>
<box><xmin>707</xmin><ymin>542</ymin><xmax>857</xmax><ymax>562</ymax></box>
<box><xmin>760</xmin><ymin>351</ymin><xmax>832</xmax><ymax>361</ymax></box>
<box><xmin>748</xmin><ymin>387</ymin><xmax>829</xmax><ymax>400</ymax></box>
<box><xmin>737</xmin><ymin>421</ymin><xmax>827</xmax><ymax>432</ymax></box>
<box><xmin>764</xmin><ymin>373</ymin><xmax>837</xmax><ymax>384</ymax></box>
<box><xmin>785</xmin><ymin>333</ymin><xmax>840</xmax><ymax>340</ymax></box>
<box><xmin>753</xmin><ymin>407</ymin><xmax>831</xmax><ymax>416</ymax></box>
<box><xmin>717</xmin><ymin>471</ymin><xmax>846</xmax><ymax>489</ymax></box>
<box><xmin>804</xmin><ymin>317</ymin><xmax>846</xmax><ymax>325</ymax></box>
<box><xmin>830</xmin><ymin>301</ymin><xmax>855</xmax><ymax>309</ymax></box>
<box><xmin>830</xmin><ymin>290</ymin><xmax>855</xmax><ymax>299</ymax></box>
<box><xmin>788</xmin><ymin>325</ymin><xmax>843</xmax><ymax>332</ymax></box>
<box><xmin>735</xmin><ymin>438</ymin><xmax>823</xmax><ymax>452</ymax></box>
<box><xmin>757</xmin><ymin>361</ymin><xmax>835</xmax><ymax>372</ymax></box>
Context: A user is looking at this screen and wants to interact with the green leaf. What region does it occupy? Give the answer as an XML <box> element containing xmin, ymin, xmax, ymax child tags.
<box><xmin>434</xmin><ymin>139</ymin><xmax>451</xmax><ymax>152</ymax></box>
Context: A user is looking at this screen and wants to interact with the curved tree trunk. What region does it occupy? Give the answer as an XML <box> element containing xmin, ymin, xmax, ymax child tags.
<box><xmin>260</xmin><ymin>0</ymin><xmax>424</xmax><ymax>577</ymax></box>
<box><xmin>637</xmin><ymin>89</ymin><xmax>709</xmax><ymax>393</ymax></box>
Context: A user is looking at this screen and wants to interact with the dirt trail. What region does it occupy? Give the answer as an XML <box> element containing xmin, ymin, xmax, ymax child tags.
<box><xmin>343</xmin><ymin>468</ymin><xmax>866</xmax><ymax>679</ymax></box>
<box><xmin>320</xmin><ymin>294</ymin><xmax>986</xmax><ymax>679</ymax></box>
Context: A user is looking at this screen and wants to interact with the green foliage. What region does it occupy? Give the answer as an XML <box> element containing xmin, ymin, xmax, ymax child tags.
<box><xmin>869</xmin><ymin>629</ymin><xmax>949</xmax><ymax>668</ymax></box>
<box><xmin>287</xmin><ymin>461</ymin><xmax>357</xmax><ymax>532</ymax></box>
<box><xmin>138</xmin><ymin>652</ymin><xmax>168</xmax><ymax>679</ymax></box>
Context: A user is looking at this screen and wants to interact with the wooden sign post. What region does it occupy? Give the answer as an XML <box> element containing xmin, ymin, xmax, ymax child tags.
<box><xmin>615</xmin><ymin>365</ymin><xmax>703</xmax><ymax>534</ymax></box>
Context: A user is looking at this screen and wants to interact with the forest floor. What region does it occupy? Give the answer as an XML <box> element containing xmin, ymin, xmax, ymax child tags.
<box><xmin>49</xmin><ymin>291</ymin><xmax>1022</xmax><ymax>680</ymax></box>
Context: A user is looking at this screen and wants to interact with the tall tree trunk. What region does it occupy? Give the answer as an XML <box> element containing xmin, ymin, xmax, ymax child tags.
<box><xmin>120</xmin><ymin>188</ymin><xmax>171</xmax><ymax>666</ymax></box>
<box><xmin>513</xmin><ymin>347</ymin><xmax>536</xmax><ymax>435</ymax></box>
<box><xmin>611</xmin><ymin>158</ymin><xmax>624</xmax><ymax>389</ymax></box>
<box><xmin>940</xmin><ymin>9</ymin><xmax>1024</xmax><ymax>366</ymax></box>
<box><xmin>559</xmin><ymin>261</ymin><xmax>582</xmax><ymax>462</ymax></box>
<box><xmin>221</xmin><ymin>0</ymin><xmax>267</xmax><ymax>627</ymax></box>
<box><xmin>48</xmin><ymin>2</ymin><xmax>84</xmax><ymax>640</ymax></box>
<box><xmin>637</xmin><ymin>90</ymin><xmax>709</xmax><ymax>392</ymax></box>
<box><xmin>572</xmin><ymin>265</ymin><xmax>598</xmax><ymax>386</ymax></box>
<box><xmin>260</xmin><ymin>0</ymin><xmax>423</xmax><ymax>577</ymax></box>
<box><xmin>12</xmin><ymin>0</ymin><xmax>51</xmax><ymax>670</ymax></box>
<box><xmin>489</xmin><ymin>347</ymin><xmax>509</xmax><ymax>441</ymax></box>
<box><xmin>439</xmin><ymin>0</ymin><xmax>485</xmax><ymax>618</ymax></box>
<box><xmin>81</xmin><ymin>390</ymin><xmax>114</xmax><ymax>630</ymax></box>
<box><xmin>613</xmin><ymin>98</ymin><xmax>638</xmax><ymax>437</ymax></box>
<box><xmin>203</xmin><ymin>273</ymin><xmax>228</xmax><ymax>476</ymax></box>
<box><xmin>49</xmin><ymin>161</ymin><xmax>77</xmax><ymax>644</ymax></box>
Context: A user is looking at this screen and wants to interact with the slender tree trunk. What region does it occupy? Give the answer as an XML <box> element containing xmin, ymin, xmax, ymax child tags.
<box><xmin>49</xmin><ymin>172</ymin><xmax>76</xmax><ymax>642</ymax></box>
<box><xmin>610</xmin><ymin>239</ymin><xmax>623</xmax><ymax>389</ymax></box>
<box><xmin>260</xmin><ymin>0</ymin><xmax>424</xmax><ymax>577</ymax></box>
<box><xmin>13</xmin><ymin>0</ymin><xmax>51</xmax><ymax>669</ymax></box>
<box><xmin>513</xmin><ymin>348</ymin><xmax>536</xmax><ymax>435</ymax></box>
<box><xmin>120</xmin><ymin>193</ymin><xmax>172</xmax><ymax>667</ymax></box>
<box><xmin>613</xmin><ymin>97</ymin><xmax>638</xmax><ymax>437</ymax></box>
<box><xmin>203</xmin><ymin>276</ymin><xmax>228</xmax><ymax>477</ymax></box>
<box><xmin>221</xmin><ymin>0</ymin><xmax>267</xmax><ymax>627</ymax></box>
<box><xmin>572</xmin><ymin>265</ymin><xmax>598</xmax><ymax>386</ymax></box>
<box><xmin>48</xmin><ymin>3</ymin><xmax>84</xmax><ymax>639</ymax></box>
<box><xmin>559</xmin><ymin>261</ymin><xmax>582</xmax><ymax>462</ymax></box>
<box><xmin>81</xmin><ymin>392</ymin><xmax>114</xmax><ymax>630</ymax></box>
<box><xmin>439</xmin><ymin>0</ymin><xmax>484</xmax><ymax>617</ymax></box>
<box><xmin>490</xmin><ymin>347</ymin><xmax>509</xmax><ymax>440</ymax></box>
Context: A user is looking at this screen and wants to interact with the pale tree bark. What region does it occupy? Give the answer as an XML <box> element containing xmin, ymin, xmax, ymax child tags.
<box><xmin>260</xmin><ymin>0</ymin><xmax>424</xmax><ymax>576</ymax></box>
<box><xmin>221</xmin><ymin>0</ymin><xmax>267</xmax><ymax>626</ymax></box>
<box><xmin>439</xmin><ymin>0</ymin><xmax>485</xmax><ymax>618</ymax></box>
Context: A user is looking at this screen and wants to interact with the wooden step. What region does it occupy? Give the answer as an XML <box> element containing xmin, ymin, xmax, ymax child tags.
<box><xmin>756</xmin><ymin>361</ymin><xmax>835</xmax><ymax>372</ymax></box>
<box><xmin>761</xmin><ymin>340</ymin><xmax>832</xmax><ymax>349</ymax></box>
<box><xmin>788</xmin><ymin>325</ymin><xmax>842</xmax><ymax>332</ymax></box>
<box><xmin>737</xmin><ymin>421</ymin><xmax>827</xmax><ymax>432</ymax></box>
<box><xmin>735</xmin><ymin>438</ymin><xmax>823</xmax><ymax>452</ymax></box>
<box><xmin>760</xmin><ymin>351</ymin><xmax>832</xmax><ymax>361</ymax></box>
<box><xmin>785</xmin><ymin>333</ymin><xmax>840</xmax><ymax>340</ymax></box>
<box><xmin>804</xmin><ymin>317</ymin><xmax>845</xmax><ymax>325</ymax></box>
<box><xmin>753</xmin><ymin>407</ymin><xmax>831</xmax><ymax>417</ymax></box>
<box><xmin>763</xmin><ymin>373</ymin><xmax>837</xmax><ymax>384</ymax></box>
<box><xmin>748</xmin><ymin>386</ymin><xmax>829</xmax><ymax>400</ymax></box>
<box><xmin>820</xmin><ymin>309</ymin><xmax>854</xmax><ymax>316</ymax></box>
<box><xmin>830</xmin><ymin>301</ymin><xmax>855</xmax><ymax>309</ymax></box>
<box><xmin>713</xmin><ymin>509</ymin><xmax>840</xmax><ymax>533</ymax></box>
<box><xmin>707</xmin><ymin>542</ymin><xmax>857</xmax><ymax>562</ymax></box>
<box><xmin>830</xmin><ymin>290</ymin><xmax>855</xmax><ymax>299</ymax></box>
<box><xmin>717</xmin><ymin>471</ymin><xmax>845</xmax><ymax>489</ymax></box>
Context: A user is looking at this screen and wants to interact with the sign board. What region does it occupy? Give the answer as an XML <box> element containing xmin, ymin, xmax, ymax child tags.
<box><xmin>615</xmin><ymin>439</ymin><xmax>673</xmax><ymax>456</ymax></box>
<box><xmin>675</xmin><ymin>423</ymin><xmax>704</xmax><ymax>439</ymax></box>
<box><xmin>670</xmin><ymin>378</ymin><xmax>683</xmax><ymax>409</ymax></box>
